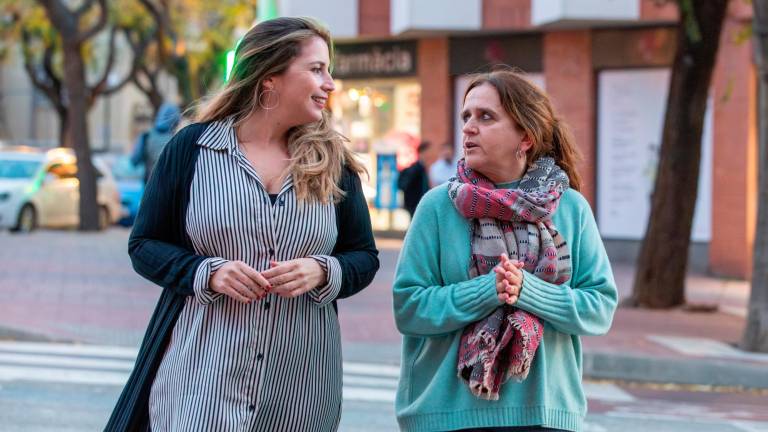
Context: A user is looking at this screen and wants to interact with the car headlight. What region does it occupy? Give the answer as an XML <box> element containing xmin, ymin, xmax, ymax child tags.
<box><xmin>0</xmin><ymin>191</ymin><xmax>11</xmax><ymax>202</ymax></box>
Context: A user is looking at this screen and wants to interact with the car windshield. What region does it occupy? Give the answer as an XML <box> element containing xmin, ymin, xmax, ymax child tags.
<box><xmin>0</xmin><ymin>159</ymin><xmax>41</xmax><ymax>179</ymax></box>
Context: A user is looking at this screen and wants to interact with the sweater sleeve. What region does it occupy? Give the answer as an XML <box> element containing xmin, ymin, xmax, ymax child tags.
<box><xmin>128</xmin><ymin>126</ymin><xmax>214</xmax><ymax>297</ymax></box>
<box><xmin>515</xmin><ymin>199</ymin><xmax>618</xmax><ymax>336</ymax></box>
<box><xmin>392</xmin><ymin>191</ymin><xmax>501</xmax><ymax>337</ymax></box>
<box><xmin>312</xmin><ymin>167</ymin><xmax>380</xmax><ymax>303</ymax></box>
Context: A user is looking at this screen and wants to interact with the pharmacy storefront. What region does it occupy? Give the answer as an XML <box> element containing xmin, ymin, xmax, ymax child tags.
<box><xmin>330</xmin><ymin>40</ymin><xmax>421</xmax><ymax>230</ymax></box>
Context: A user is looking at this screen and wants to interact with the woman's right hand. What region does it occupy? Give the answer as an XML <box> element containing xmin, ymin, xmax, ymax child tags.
<box><xmin>494</xmin><ymin>253</ymin><xmax>524</xmax><ymax>305</ymax></box>
<box><xmin>209</xmin><ymin>261</ymin><xmax>272</xmax><ymax>303</ymax></box>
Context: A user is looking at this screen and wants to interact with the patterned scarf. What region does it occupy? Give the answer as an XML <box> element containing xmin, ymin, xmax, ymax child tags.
<box><xmin>448</xmin><ymin>156</ymin><xmax>571</xmax><ymax>400</ymax></box>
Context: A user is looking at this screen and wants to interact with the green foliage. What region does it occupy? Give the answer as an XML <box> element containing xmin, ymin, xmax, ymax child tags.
<box><xmin>1</xmin><ymin>1</ymin><xmax>113</xmax><ymax>74</ymax></box>
<box><xmin>2</xmin><ymin>0</ymin><xmax>257</xmax><ymax>108</ymax></box>
<box><xmin>159</xmin><ymin>0</ymin><xmax>257</xmax><ymax>105</ymax></box>
<box><xmin>678</xmin><ymin>0</ymin><xmax>703</xmax><ymax>43</ymax></box>
<box><xmin>734</xmin><ymin>22</ymin><xmax>753</xmax><ymax>45</ymax></box>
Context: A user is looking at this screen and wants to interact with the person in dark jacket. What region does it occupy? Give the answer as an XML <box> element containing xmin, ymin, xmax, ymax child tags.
<box><xmin>130</xmin><ymin>103</ymin><xmax>181</xmax><ymax>184</ymax></box>
<box><xmin>106</xmin><ymin>17</ymin><xmax>379</xmax><ymax>432</ymax></box>
<box><xmin>398</xmin><ymin>141</ymin><xmax>431</xmax><ymax>217</ymax></box>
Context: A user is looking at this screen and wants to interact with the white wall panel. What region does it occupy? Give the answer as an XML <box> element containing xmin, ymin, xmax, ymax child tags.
<box><xmin>391</xmin><ymin>0</ymin><xmax>481</xmax><ymax>34</ymax></box>
<box><xmin>279</xmin><ymin>0</ymin><xmax>358</xmax><ymax>38</ymax></box>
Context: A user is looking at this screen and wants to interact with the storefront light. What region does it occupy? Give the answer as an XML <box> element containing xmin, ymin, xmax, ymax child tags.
<box><xmin>350</xmin><ymin>121</ymin><xmax>371</xmax><ymax>138</ymax></box>
<box><xmin>358</xmin><ymin>94</ymin><xmax>372</xmax><ymax>116</ymax></box>
<box><xmin>348</xmin><ymin>88</ymin><xmax>360</xmax><ymax>101</ymax></box>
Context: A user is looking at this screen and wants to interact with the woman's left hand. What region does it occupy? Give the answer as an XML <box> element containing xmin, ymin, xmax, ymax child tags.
<box><xmin>262</xmin><ymin>258</ymin><xmax>327</xmax><ymax>298</ymax></box>
<box><xmin>494</xmin><ymin>254</ymin><xmax>524</xmax><ymax>305</ymax></box>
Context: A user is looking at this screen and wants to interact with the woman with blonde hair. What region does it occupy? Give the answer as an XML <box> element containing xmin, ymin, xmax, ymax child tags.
<box><xmin>107</xmin><ymin>17</ymin><xmax>379</xmax><ymax>431</ymax></box>
<box><xmin>393</xmin><ymin>69</ymin><xmax>617</xmax><ymax>431</ymax></box>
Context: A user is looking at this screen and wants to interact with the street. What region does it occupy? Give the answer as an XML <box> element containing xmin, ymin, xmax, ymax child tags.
<box><xmin>0</xmin><ymin>339</ymin><xmax>767</xmax><ymax>431</ymax></box>
<box><xmin>1</xmin><ymin>229</ymin><xmax>767</xmax><ymax>431</ymax></box>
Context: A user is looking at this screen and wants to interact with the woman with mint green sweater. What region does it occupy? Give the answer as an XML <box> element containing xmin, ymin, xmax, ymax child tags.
<box><xmin>392</xmin><ymin>70</ymin><xmax>618</xmax><ymax>432</ymax></box>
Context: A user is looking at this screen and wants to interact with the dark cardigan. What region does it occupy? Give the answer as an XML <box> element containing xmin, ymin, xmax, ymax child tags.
<box><xmin>105</xmin><ymin>123</ymin><xmax>380</xmax><ymax>431</ymax></box>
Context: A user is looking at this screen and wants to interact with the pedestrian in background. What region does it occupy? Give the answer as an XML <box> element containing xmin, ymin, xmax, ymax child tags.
<box><xmin>392</xmin><ymin>69</ymin><xmax>617</xmax><ymax>432</ymax></box>
<box><xmin>130</xmin><ymin>102</ymin><xmax>181</xmax><ymax>184</ymax></box>
<box><xmin>107</xmin><ymin>17</ymin><xmax>379</xmax><ymax>432</ymax></box>
<box><xmin>398</xmin><ymin>141</ymin><xmax>430</xmax><ymax>217</ymax></box>
<box><xmin>429</xmin><ymin>141</ymin><xmax>455</xmax><ymax>187</ymax></box>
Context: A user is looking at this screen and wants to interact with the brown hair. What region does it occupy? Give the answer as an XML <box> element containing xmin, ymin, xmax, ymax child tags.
<box><xmin>464</xmin><ymin>69</ymin><xmax>583</xmax><ymax>191</ymax></box>
<box><xmin>195</xmin><ymin>17</ymin><xmax>364</xmax><ymax>203</ymax></box>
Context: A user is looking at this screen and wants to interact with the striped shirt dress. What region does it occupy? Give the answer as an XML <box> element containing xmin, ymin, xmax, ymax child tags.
<box><xmin>147</xmin><ymin>119</ymin><xmax>347</xmax><ymax>431</ymax></box>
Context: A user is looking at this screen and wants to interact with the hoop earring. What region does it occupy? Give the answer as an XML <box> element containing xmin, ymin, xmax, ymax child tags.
<box><xmin>515</xmin><ymin>143</ymin><xmax>524</xmax><ymax>159</ymax></box>
<box><xmin>258</xmin><ymin>89</ymin><xmax>279</xmax><ymax>110</ymax></box>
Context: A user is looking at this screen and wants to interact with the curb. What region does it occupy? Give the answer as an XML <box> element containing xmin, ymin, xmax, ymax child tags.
<box><xmin>583</xmin><ymin>350</ymin><xmax>768</xmax><ymax>389</ymax></box>
<box><xmin>0</xmin><ymin>325</ymin><xmax>70</xmax><ymax>344</ymax></box>
<box><xmin>373</xmin><ymin>230</ymin><xmax>406</xmax><ymax>240</ymax></box>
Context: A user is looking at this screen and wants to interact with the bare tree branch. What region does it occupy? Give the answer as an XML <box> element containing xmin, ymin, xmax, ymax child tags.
<box><xmin>77</xmin><ymin>0</ymin><xmax>107</xmax><ymax>44</ymax></box>
<box><xmin>122</xmin><ymin>23</ymin><xmax>164</xmax><ymax>112</ymax></box>
<box><xmin>87</xmin><ymin>24</ymin><xmax>118</xmax><ymax>101</ymax></box>
<box><xmin>88</xmin><ymin>25</ymin><xmax>153</xmax><ymax>104</ymax></box>
<box><xmin>20</xmin><ymin>28</ymin><xmax>62</xmax><ymax>110</ymax></box>
<box><xmin>37</xmin><ymin>0</ymin><xmax>77</xmax><ymax>35</ymax></box>
<box><xmin>138</xmin><ymin>0</ymin><xmax>175</xmax><ymax>62</ymax></box>
<box><xmin>73</xmin><ymin>0</ymin><xmax>97</xmax><ymax>19</ymax></box>
<box><xmin>41</xmin><ymin>41</ymin><xmax>64</xmax><ymax>103</ymax></box>
<box><xmin>132</xmin><ymin>67</ymin><xmax>153</xmax><ymax>95</ymax></box>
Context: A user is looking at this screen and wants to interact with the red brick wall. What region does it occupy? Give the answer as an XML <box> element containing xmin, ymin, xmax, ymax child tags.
<box><xmin>543</xmin><ymin>31</ymin><xmax>596</xmax><ymax>207</ymax></box>
<box><xmin>418</xmin><ymin>38</ymin><xmax>451</xmax><ymax>167</ymax></box>
<box><xmin>710</xmin><ymin>13</ymin><xmax>757</xmax><ymax>278</ymax></box>
<box><xmin>639</xmin><ymin>0</ymin><xmax>678</xmax><ymax>22</ymax></box>
<box><xmin>483</xmin><ymin>0</ymin><xmax>531</xmax><ymax>30</ymax></box>
<box><xmin>358</xmin><ymin>0</ymin><xmax>390</xmax><ymax>37</ymax></box>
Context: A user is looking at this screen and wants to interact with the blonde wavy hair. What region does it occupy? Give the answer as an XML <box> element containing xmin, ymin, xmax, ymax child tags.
<box><xmin>195</xmin><ymin>17</ymin><xmax>364</xmax><ymax>203</ymax></box>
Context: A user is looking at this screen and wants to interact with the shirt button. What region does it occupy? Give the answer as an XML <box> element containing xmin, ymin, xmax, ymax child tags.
<box><xmin>268</xmin><ymin>248</ymin><xmax>275</xmax><ymax>256</ymax></box>
<box><xmin>257</xmin><ymin>353</ymin><xmax>264</xmax><ymax>361</ymax></box>
<box><xmin>263</xmin><ymin>301</ymin><xmax>270</xmax><ymax>310</ymax></box>
<box><xmin>248</xmin><ymin>404</ymin><xmax>255</xmax><ymax>411</ymax></box>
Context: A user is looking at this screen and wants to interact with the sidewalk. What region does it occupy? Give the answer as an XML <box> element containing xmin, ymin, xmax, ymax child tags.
<box><xmin>582</xmin><ymin>263</ymin><xmax>768</xmax><ymax>389</ymax></box>
<box><xmin>0</xmin><ymin>230</ymin><xmax>766</xmax><ymax>389</ymax></box>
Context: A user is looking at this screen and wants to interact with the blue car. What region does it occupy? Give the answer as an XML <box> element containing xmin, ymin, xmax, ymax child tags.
<box><xmin>105</xmin><ymin>155</ymin><xmax>144</xmax><ymax>226</ymax></box>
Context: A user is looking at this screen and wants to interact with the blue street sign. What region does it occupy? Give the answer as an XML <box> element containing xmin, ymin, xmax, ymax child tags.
<box><xmin>375</xmin><ymin>154</ymin><xmax>399</xmax><ymax>210</ymax></box>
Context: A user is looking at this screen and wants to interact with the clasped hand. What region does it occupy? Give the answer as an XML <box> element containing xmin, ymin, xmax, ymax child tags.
<box><xmin>209</xmin><ymin>258</ymin><xmax>326</xmax><ymax>303</ymax></box>
<box><xmin>493</xmin><ymin>253</ymin><xmax>524</xmax><ymax>306</ymax></box>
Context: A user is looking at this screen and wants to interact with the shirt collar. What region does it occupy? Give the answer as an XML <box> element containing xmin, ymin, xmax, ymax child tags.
<box><xmin>196</xmin><ymin>116</ymin><xmax>237</xmax><ymax>153</ymax></box>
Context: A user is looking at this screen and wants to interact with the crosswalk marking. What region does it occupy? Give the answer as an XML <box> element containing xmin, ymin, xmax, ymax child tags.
<box><xmin>342</xmin><ymin>362</ymin><xmax>400</xmax><ymax>377</ymax></box>
<box><xmin>343</xmin><ymin>375</ymin><xmax>399</xmax><ymax>388</ymax></box>
<box><xmin>343</xmin><ymin>387</ymin><xmax>396</xmax><ymax>403</ymax></box>
<box><xmin>582</xmin><ymin>381</ymin><xmax>635</xmax><ymax>402</ymax></box>
<box><xmin>0</xmin><ymin>352</ymin><xmax>134</xmax><ymax>371</ymax></box>
<box><xmin>0</xmin><ymin>341</ymin><xmax>634</xmax><ymax>404</ymax></box>
<box><xmin>0</xmin><ymin>365</ymin><xmax>129</xmax><ymax>386</ymax></box>
<box><xmin>731</xmin><ymin>421</ymin><xmax>768</xmax><ymax>432</ymax></box>
<box><xmin>0</xmin><ymin>341</ymin><xmax>137</xmax><ymax>359</ymax></box>
<box><xmin>0</xmin><ymin>341</ymin><xmax>401</xmax><ymax>403</ymax></box>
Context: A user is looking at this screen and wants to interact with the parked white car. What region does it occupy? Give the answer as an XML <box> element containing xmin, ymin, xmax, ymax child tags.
<box><xmin>0</xmin><ymin>146</ymin><xmax>122</xmax><ymax>232</ymax></box>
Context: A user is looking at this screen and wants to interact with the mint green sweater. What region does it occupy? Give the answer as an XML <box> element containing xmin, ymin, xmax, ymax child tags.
<box><xmin>392</xmin><ymin>183</ymin><xmax>618</xmax><ymax>432</ymax></box>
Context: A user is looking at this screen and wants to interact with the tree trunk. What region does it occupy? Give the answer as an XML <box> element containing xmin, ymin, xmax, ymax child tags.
<box><xmin>134</xmin><ymin>71</ymin><xmax>164</xmax><ymax>117</ymax></box>
<box><xmin>741</xmin><ymin>0</ymin><xmax>768</xmax><ymax>352</ymax></box>
<box><xmin>632</xmin><ymin>0</ymin><xmax>729</xmax><ymax>308</ymax></box>
<box><xmin>57</xmin><ymin>109</ymin><xmax>70</xmax><ymax>148</ymax></box>
<box><xmin>149</xmin><ymin>88</ymin><xmax>163</xmax><ymax>117</ymax></box>
<box><xmin>0</xmin><ymin>69</ymin><xmax>9</xmax><ymax>139</ymax></box>
<box><xmin>61</xmin><ymin>40</ymin><xmax>99</xmax><ymax>231</ymax></box>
